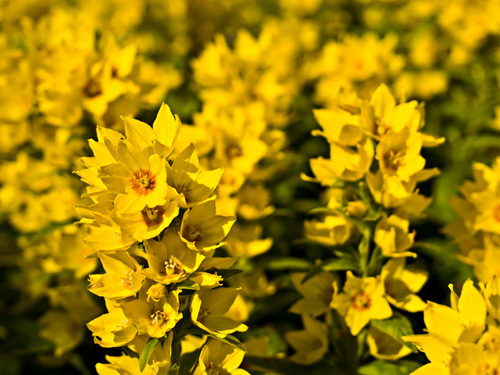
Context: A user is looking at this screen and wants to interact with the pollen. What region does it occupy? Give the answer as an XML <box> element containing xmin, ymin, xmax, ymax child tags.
<box><xmin>120</xmin><ymin>269</ymin><xmax>135</xmax><ymax>289</ymax></box>
<box><xmin>150</xmin><ymin>310</ymin><xmax>168</xmax><ymax>327</ymax></box>
<box><xmin>351</xmin><ymin>291</ymin><xmax>372</xmax><ymax>311</ymax></box>
<box><xmin>131</xmin><ymin>169</ymin><xmax>156</xmax><ymax>195</ymax></box>
<box><xmin>164</xmin><ymin>256</ymin><xmax>183</xmax><ymax>276</ymax></box>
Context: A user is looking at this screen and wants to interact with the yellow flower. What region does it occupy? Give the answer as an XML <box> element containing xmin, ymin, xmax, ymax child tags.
<box><xmin>190</xmin><ymin>288</ymin><xmax>248</xmax><ymax>338</ymax></box>
<box><xmin>382</xmin><ymin>259</ymin><xmax>427</xmax><ymax>312</ymax></box>
<box><xmin>196</xmin><ymin>338</ymin><xmax>249</xmax><ymax>375</ymax></box>
<box><xmin>375</xmin><ymin>130</ymin><xmax>425</xmax><ymax>182</ymax></box>
<box><xmin>331</xmin><ymin>271</ymin><xmax>392</xmax><ymax>335</ymax></box>
<box><xmin>39</xmin><ymin>311</ymin><xmax>84</xmax><ymax>358</ymax></box>
<box><xmin>167</xmin><ymin>144</ymin><xmax>223</xmax><ymax>208</ymax></box>
<box><xmin>236</xmin><ymin>184</ymin><xmax>275</xmax><ymax>220</ymax></box>
<box><xmin>448</xmin><ymin>279</ymin><xmax>487</xmax><ymax>343</ymax></box>
<box><xmin>312</xmin><ymin>109</ymin><xmax>364</xmax><ymax>146</ymax></box>
<box><xmin>449</xmin><ymin>343</ymin><xmax>500</xmax><ymax>375</ymax></box>
<box><xmin>142</xmin><ymin>229</ymin><xmax>205</xmax><ymax>285</ymax></box>
<box><xmin>99</xmin><ymin>141</ymin><xmax>168</xmax><ymax>214</ymax></box>
<box><xmin>367</xmin><ymin>168</ymin><xmax>439</xmax><ymax>211</ymax></box>
<box><xmin>122</xmin><ymin>102</ymin><xmax>181</xmax><ymax>156</ymax></box>
<box><xmin>122</xmin><ymin>285</ymin><xmax>182</xmax><ymax>338</ymax></box>
<box><xmin>309</xmin><ymin>136</ymin><xmax>374</xmax><ymax>183</ymax></box>
<box><xmin>285</xmin><ymin>316</ymin><xmax>328</xmax><ymax>365</ymax></box>
<box><xmin>96</xmin><ymin>354</ymin><xmax>158</xmax><ymax>375</ymax></box>
<box><xmin>304</xmin><ymin>213</ymin><xmax>352</xmax><ymax>246</ymax></box>
<box><xmin>87</xmin><ymin>309</ymin><xmax>137</xmax><ymax>348</ymax></box>
<box><xmin>410</xmin><ymin>363</ymin><xmax>449</xmax><ymax>375</ymax></box>
<box><xmin>374</xmin><ymin>213</ymin><xmax>416</xmax><ymax>258</ymax></box>
<box><xmin>289</xmin><ymin>271</ymin><xmax>335</xmax><ymax>317</ymax></box>
<box><xmin>224</xmin><ymin>223</ymin><xmax>273</xmax><ymax>258</ymax></box>
<box><xmin>180</xmin><ymin>200</ymin><xmax>235</xmax><ymax>253</ymax></box>
<box><xmin>88</xmin><ymin>252</ymin><xmax>144</xmax><ymax>299</ymax></box>
<box><xmin>360</xmin><ymin>83</ymin><xmax>421</xmax><ymax>139</ymax></box>
<box><xmin>483</xmin><ymin>276</ymin><xmax>500</xmax><ymax>322</ymax></box>
<box><xmin>404</xmin><ymin>279</ymin><xmax>488</xmax><ymax>373</ymax></box>
<box><xmin>111</xmin><ymin>186</ymin><xmax>179</xmax><ymax>242</ymax></box>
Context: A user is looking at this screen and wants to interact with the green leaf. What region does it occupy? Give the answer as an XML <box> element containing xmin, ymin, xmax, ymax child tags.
<box><xmin>177</xmin><ymin>280</ymin><xmax>200</xmax><ymax>291</ymax></box>
<box><xmin>216</xmin><ymin>269</ymin><xmax>243</xmax><ymax>280</ymax></box>
<box><xmin>301</xmin><ymin>256</ymin><xmax>358</xmax><ymax>284</ymax></box>
<box><xmin>205</xmin><ymin>333</ymin><xmax>246</xmax><ymax>353</ymax></box>
<box><xmin>263</xmin><ymin>257</ymin><xmax>313</xmax><ymax>271</ymax></box>
<box><xmin>139</xmin><ymin>338</ymin><xmax>160</xmax><ymax>371</ymax></box>
<box><xmin>244</xmin><ymin>356</ymin><xmax>340</xmax><ymax>375</ymax></box>
<box><xmin>358</xmin><ymin>359</ymin><xmax>421</xmax><ymax>375</ymax></box>
<box><xmin>322</xmin><ymin>254</ymin><xmax>359</xmax><ymax>272</ymax></box>
<box><xmin>179</xmin><ymin>349</ymin><xmax>202</xmax><ymax>375</ymax></box>
<box><xmin>370</xmin><ymin>313</ymin><xmax>415</xmax><ymax>350</ymax></box>
<box><xmin>307</xmin><ymin>207</ymin><xmax>334</xmax><ymax>215</ymax></box>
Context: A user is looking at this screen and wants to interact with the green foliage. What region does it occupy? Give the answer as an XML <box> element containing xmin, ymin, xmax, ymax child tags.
<box><xmin>139</xmin><ymin>338</ymin><xmax>160</xmax><ymax>371</ymax></box>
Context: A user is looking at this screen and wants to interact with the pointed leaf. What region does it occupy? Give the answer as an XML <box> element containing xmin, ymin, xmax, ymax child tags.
<box><xmin>205</xmin><ymin>333</ymin><xmax>246</xmax><ymax>353</ymax></box>
<box><xmin>177</xmin><ymin>280</ymin><xmax>200</xmax><ymax>291</ymax></box>
<box><xmin>139</xmin><ymin>338</ymin><xmax>160</xmax><ymax>371</ymax></box>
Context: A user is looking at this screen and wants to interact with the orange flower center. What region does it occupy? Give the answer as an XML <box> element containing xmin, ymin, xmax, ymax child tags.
<box><xmin>83</xmin><ymin>78</ymin><xmax>102</xmax><ymax>98</ymax></box>
<box><xmin>476</xmin><ymin>364</ymin><xmax>499</xmax><ymax>375</ymax></box>
<box><xmin>493</xmin><ymin>204</ymin><xmax>500</xmax><ymax>222</ymax></box>
<box><xmin>375</xmin><ymin>119</ymin><xmax>392</xmax><ymax>137</ymax></box>
<box><xmin>121</xmin><ymin>269</ymin><xmax>135</xmax><ymax>289</ymax></box>
<box><xmin>382</xmin><ymin>149</ymin><xmax>403</xmax><ymax>172</ymax></box>
<box><xmin>141</xmin><ymin>206</ymin><xmax>165</xmax><ymax>227</ymax></box>
<box><xmin>150</xmin><ymin>310</ymin><xmax>168</xmax><ymax>327</ymax></box>
<box><xmin>351</xmin><ymin>291</ymin><xmax>372</xmax><ymax>311</ymax></box>
<box><xmin>164</xmin><ymin>256</ymin><xmax>183</xmax><ymax>276</ymax></box>
<box><xmin>131</xmin><ymin>169</ymin><xmax>156</xmax><ymax>195</ymax></box>
<box><xmin>226</xmin><ymin>144</ymin><xmax>243</xmax><ymax>159</ymax></box>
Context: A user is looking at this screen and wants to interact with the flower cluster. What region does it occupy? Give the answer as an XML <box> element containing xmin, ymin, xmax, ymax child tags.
<box><xmin>77</xmin><ymin>104</ymin><xmax>248</xmax><ymax>374</ymax></box>
<box><xmin>405</xmin><ymin>277</ymin><xmax>500</xmax><ymax>375</ymax></box>
<box><xmin>3</xmin><ymin>1</ymin><xmax>500</xmax><ymax>374</ymax></box>
<box><xmin>444</xmin><ymin>158</ymin><xmax>500</xmax><ymax>282</ymax></box>
<box><xmin>287</xmin><ymin>84</ymin><xmax>443</xmax><ymax>367</ymax></box>
<box><xmin>0</xmin><ymin>2</ymin><xmax>181</xmax><ymax>364</ymax></box>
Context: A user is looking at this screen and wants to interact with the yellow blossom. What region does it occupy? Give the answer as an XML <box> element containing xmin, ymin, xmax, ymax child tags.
<box><xmin>143</xmin><ymin>229</ymin><xmax>205</xmax><ymax>285</ymax></box>
<box><xmin>180</xmin><ymin>200</ymin><xmax>235</xmax><ymax>253</ymax></box>
<box><xmin>331</xmin><ymin>271</ymin><xmax>392</xmax><ymax>335</ymax></box>
<box><xmin>196</xmin><ymin>338</ymin><xmax>249</xmax><ymax>375</ymax></box>
<box><xmin>88</xmin><ymin>251</ymin><xmax>144</xmax><ymax>299</ymax></box>
<box><xmin>285</xmin><ymin>316</ymin><xmax>328</xmax><ymax>365</ymax></box>
<box><xmin>122</xmin><ymin>285</ymin><xmax>182</xmax><ymax>338</ymax></box>
<box><xmin>190</xmin><ymin>288</ymin><xmax>248</xmax><ymax>338</ymax></box>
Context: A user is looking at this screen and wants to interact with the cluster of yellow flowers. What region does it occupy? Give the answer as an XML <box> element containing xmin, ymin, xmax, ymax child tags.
<box><xmin>288</xmin><ymin>84</ymin><xmax>443</xmax><ymax>365</ymax></box>
<box><xmin>4</xmin><ymin>0</ymin><xmax>500</xmax><ymax>374</ymax></box>
<box><xmin>77</xmin><ymin>104</ymin><xmax>248</xmax><ymax>375</ymax></box>
<box><xmin>187</xmin><ymin>16</ymin><xmax>320</xmax><ymax>260</ymax></box>
<box><xmin>0</xmin><ymin>0</ymin><xmax>181</xmax><ymax>366</ymax></box>
<box><xmin>445</xmin><ymin>158</ymin><xmax>500</xmax><ymax>283</ymax></box>
<box><xmin>405</xmin><ymin>277</ymin><xmax>500</xmax><ymax>375</ymax></box>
